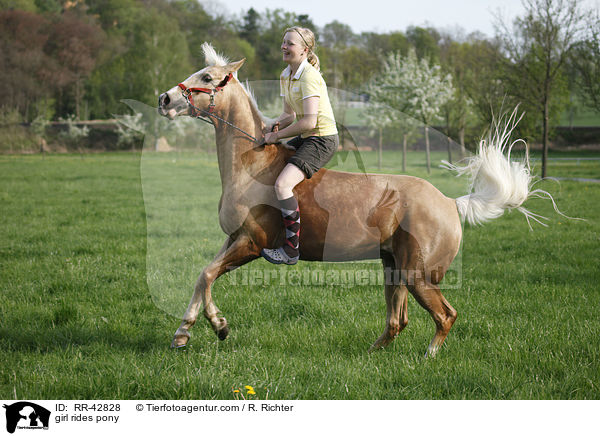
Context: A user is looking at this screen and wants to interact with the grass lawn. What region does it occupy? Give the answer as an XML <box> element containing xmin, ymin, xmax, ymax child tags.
<box><xmin>0</xmin><ymin>149</ymin><xmax>598</xmax><ymax>399</ymax></box>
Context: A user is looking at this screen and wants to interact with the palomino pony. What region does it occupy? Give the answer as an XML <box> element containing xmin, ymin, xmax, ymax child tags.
<box><xmin>157</xmin><ymin>44</ymin><xmax>544</xmax><ymax>357</ymax></box>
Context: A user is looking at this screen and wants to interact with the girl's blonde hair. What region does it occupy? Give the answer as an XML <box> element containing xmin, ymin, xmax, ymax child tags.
<box><xmin>284</xmin><ymin>26</ymin><xmax>320</xmax><ymax>71</ymax></box>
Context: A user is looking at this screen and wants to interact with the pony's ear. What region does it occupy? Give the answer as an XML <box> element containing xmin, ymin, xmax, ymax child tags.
<box><xmin>225</xmin><ymin>59</ymin><xmax>245</xmax><ymax>74</ymax></box>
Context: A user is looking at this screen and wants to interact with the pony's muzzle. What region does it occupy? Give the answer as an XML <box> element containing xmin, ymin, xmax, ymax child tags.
<box><xmin>158</xmin><ymin>92</ymin><xmax>182</xmax><ymax>119</ymax></box>
<box><xmin>158</xmin><ymin>92</ymin><xmax>170</xmax><ymax>111</ymax></box>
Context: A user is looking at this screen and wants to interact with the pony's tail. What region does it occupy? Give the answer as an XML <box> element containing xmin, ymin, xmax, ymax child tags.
<box><xmin>442</xmin><ymin>108</ymin><xmax>567</xmax><ymax>229</ymax></box>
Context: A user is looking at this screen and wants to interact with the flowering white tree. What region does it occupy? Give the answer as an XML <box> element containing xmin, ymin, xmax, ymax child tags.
<box><xmin>366</xmin><ymin>55</ymin><xmax>418</xmax><ymax>172</ymax></box>
<box><xmin>369</xmin><ymin>49</ymin><xmax>454</xmax><ymax>173</ymax></box>
<box><xmin>363</xmin><ymin>96</ymin><xmax>392</xmax><ymax>170</ymax></box>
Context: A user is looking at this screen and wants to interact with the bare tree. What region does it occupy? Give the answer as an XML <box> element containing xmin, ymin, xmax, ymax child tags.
<box><xmin>495</xmin><ymin>0</ymin><xmax>588</xmax><ymax>178</ymax></box>
<box><xmin>571</xmin><ymin>11</ymin><xmax>600</xmax><ymax>113</ymax></box>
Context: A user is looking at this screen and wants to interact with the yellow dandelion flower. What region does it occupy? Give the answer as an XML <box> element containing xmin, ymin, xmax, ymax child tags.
<box><xmin>247</xmin><ymin>390</ymin><xmax>256</xmax><ymax>395</ymax></box>
<box><xmin>244</xmin><ymin>385</ymin><xmax>253</xmax><ymax>390</ymax></box>
<box><xmin>233</xmin><ymin>389</ymin><xmax>240</xmax><ymax>393</ymax></box>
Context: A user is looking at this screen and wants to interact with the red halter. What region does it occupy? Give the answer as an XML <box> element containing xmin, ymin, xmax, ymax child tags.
<box><xmin>177</xmin><ymin>73</ymin><xmax>233</xmax><ymax>116</ymax></box>
<box><xmin>175</xmin><ymin>72</ymin><xmax>261</xmax><ymax>144</ymax></box>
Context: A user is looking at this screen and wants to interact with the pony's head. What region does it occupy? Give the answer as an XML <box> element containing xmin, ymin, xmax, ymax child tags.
<box><xmin>158</xmin><ymin>43</ymin><xmax>245</xmax><ymax>119</ymax></box>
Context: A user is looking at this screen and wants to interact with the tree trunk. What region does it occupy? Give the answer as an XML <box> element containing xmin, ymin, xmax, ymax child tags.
<box><xmin>424</xmin><ymin>125</ymin><xmax>431</xmax><ymax>174</ymax></box>
<box><xmin>541</xmin><ymin>55</ymin><xmax>552</xmax><ymax>179</ymax></box>
<box><xmin>378</xmin><ymin>126</ymin><xmax>382</xmax><ymax>170</ymax></box>
<box><xmin>459</xmin><ymin>126</ymin><xmax>467</xmax><ymax>157</ymax></box>
<box><xmin>541</xmin><ymin>45</ymin><xmax>552</xmax><ymax>179</ymax></box>
<box><xmin>446</xmin><ymin>135</ymin><xmax>452</xmax><ymax>165</ymax></box>
<box><xmin>542</xmin><ymin>101</ymin><xmax>549</xmax><ymax>178</ymax></box>
<box><xmin>402</xmin><ymin>133</ymin><xmax>407</xmax><ymax>172</ymax></box>
<box><xmin>75</xmin><ymin>77</ymin><xmax>81</xmax><ymax>120</ymax></box>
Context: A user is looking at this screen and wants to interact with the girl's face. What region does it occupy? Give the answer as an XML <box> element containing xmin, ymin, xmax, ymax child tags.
<box><xmin>281</xmin><ymin>31</ymin><xmax>307</xmax><ymax>65</ymax></box>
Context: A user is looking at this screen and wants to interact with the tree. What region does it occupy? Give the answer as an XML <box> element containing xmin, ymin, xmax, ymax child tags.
<box><xmin>408</xmin><ymin>51</ymin><xmax>454</xmax><ymax>173</ymax></box>
<box><xmin>367</xmin><ymin>49</ymin><xmax>452</xmax><ymax>173</ymax></box>
<box><xmin>439</xmin><ymin>37</ymin><xmax>480</xmax><ymax>153</ymax></box>
<box><xmin>406</xmin><ymin>26</ymin><xmax>441</xmax><ymax>61</ymax></box>
<box><xmin>359</xmin><ymin>31</ymin><xmax>410</xmax><ymax>58</ymax></box>
<box><xmin>85</xmin><ymin>0</ymin><xmax>141</xmax><ymax>119</ymax></box>
<box><xmin>380</xmin><ymin>49</ymin><xmax>453</xmax><ymax>173</ymax></box>
<box><xmin>254</xmin><ymin>8</ymin><xmax>298</xmax><ymax>80</ymax></box>
<box><xmin>454</xmin><ymin>38</ymin><xmax>513</xmax><ymax>134</ymax></box>
<box><xmin>0</xmin><ymin>0</ymin><xmax>37</xmax><ymax>12</ymax></box>
<box><xmin>240</xmin><ymin>7</ymin><xmax>260</xmax><ymax>47</ymax></box>
<box><xmin>296</xmin><ymin>14</ymin><xmax>316</xmax><ymax>32</ymax></box>
<box><xmin>366</xmin><ymin>53</ymin><xmax>410</xmax><ymax>170</ymax></box>
<box><xmin>336</xmin><ymin>45</ymin><xmax>377</xmax><ymax>92</ymax></box>
<box><xmin>363</xmin><ymin>95</ymin><xmax>392</xmax><ymax>170</ymax></box>
<box><xmin>45</xmin><ymin>11</ymin><xmax>105</xmax><ymax>119</ymax></box>
<box><xmin>496</xmin><ymin>0</ymin><xmax>588</xmax><ymax>178</ymax></box>
<box><xmin>127</xmin><ymin>8</ymin><xmax>192</xmax><ymax>103</ymax></box>
<box><xmin>0</xmin><ymin>10</ymin><xmax>52</xmax><ymax>120</ymax></box>
<box><xmin>168</xmin><ymin>0</ymin><xmax>213</xmax><ymax>60</ymax></box>
<box><xmin>571</xmin><ymin>11</ymin><xmax>600</xmax><ymax>113</ymax></box>
<box><xmin>86</xmin><ymin>0</ymin><xmax>141</xmax><ymax>31</ymax></box>
<box><xmin>321</xmin><ymin>20</ymin><xmax>356</xmax><ymax>89</ymax></box>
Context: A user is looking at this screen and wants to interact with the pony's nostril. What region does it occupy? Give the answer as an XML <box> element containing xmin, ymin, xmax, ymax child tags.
<box><xmin>159</xmin><ymin>93</ymin><xmax>170</xmax><ymax>107</ymax></box>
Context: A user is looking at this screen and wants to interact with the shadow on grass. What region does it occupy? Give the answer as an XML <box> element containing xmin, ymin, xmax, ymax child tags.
<box><xmin>0</xmin><ymin>318</ymin><xmax>168</xmax><ymax>354</ymax></box>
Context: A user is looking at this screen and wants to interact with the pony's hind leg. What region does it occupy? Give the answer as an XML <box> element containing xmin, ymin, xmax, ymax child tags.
<box><xmin>171</xmin><ymin>235</ymin><xmax>259</xmax><ymax>348</ymax></box>
<box><xmin>408</xmin><ymin>277</ymin><xmax>457</xmax><ymax>357</ymax></box>
<box><xmin>368</xmin><ymin>254</ymin><xmax>409</xmax><ymax>352</ymax></box>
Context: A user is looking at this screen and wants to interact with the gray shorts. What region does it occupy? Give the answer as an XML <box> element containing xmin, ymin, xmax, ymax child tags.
<box><xmin>286</xmin><ymin>134</ymin><xmax>339</xmax><ymax>179</ymax></box>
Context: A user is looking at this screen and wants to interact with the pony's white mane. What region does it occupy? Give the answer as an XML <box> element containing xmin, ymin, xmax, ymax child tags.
<box><xmin>201</xmin><ymin>42</ymin><xmax>274</xmax><ymax>127</ymax></box>
<box><xmin>201</xmin><ymin>42</ymin><xmax>230</xmax><ymax>67</ymax></box>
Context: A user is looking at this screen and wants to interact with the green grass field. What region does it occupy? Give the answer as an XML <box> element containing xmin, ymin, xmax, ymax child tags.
<box><xmin>1</xmin><ymin>150</ymin><xmax>599</xmax><ymax>400</ymax></box>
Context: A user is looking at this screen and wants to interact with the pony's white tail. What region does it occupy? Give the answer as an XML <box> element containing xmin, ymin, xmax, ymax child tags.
<box><xmin>442</xmin><ymin>108</ymin><xmax>563</xmax><ymax>228</ymax></box>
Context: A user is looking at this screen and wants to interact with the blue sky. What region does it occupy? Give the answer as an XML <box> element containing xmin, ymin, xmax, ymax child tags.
<box><xmin>204</xmin><ymin>0</ymin><xmax>599</xmax><ymax>37</ymax></box>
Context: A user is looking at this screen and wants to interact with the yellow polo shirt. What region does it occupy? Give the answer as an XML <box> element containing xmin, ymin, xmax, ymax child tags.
<box><xmin>280</xmin><ymin>59</ymin><xmax>338</xmax><ymax>138</ymax></box>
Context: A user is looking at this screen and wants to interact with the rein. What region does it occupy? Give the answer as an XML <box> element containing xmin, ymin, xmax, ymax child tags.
<box><xmin>178</xmin><ymin>73</ymin><xmax>261</xmax><ymax>144</ymax></box>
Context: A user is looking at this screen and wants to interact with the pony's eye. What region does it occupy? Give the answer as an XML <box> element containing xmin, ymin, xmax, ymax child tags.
<box><xmin>202</xmin><ymin>74</ymin><xmax>212</xmax><ymax>83</ymax></box>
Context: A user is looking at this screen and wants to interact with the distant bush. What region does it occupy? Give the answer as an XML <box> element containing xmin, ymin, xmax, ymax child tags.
<box><xmin>58</xmin><ymin>115</ymin><xmax>89</xmax><ymax>147</ymax></box>
<box><xmin>116</xmin><ymin>112</ymin><xmax>145</xmax><ymax>148</ymax></box>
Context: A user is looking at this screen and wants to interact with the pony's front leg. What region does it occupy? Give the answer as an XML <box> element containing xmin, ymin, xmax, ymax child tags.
<box><xmin>171</xmin><ymin>235</ymin><xmax>259</xmax><ymax>348</ymax></box>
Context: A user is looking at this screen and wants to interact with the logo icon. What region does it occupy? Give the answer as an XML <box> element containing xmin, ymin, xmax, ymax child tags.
<box><xmin>3</xmin><ymin>402</ymin><xmax>50</xmax><ymax>434</ymax></box>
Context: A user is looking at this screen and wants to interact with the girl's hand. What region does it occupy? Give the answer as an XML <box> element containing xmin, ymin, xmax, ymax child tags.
<box><xmin>263</xmin><ymin>122</ymin><xmax>280</xmax><ymax>136</ymax></box>
<box><xmin>264</xmin><ymin>131</ymin><xmax>279</xmax><ymax>144</ymax></box>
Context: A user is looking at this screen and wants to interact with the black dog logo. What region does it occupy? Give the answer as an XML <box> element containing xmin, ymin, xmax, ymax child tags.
<box><xmin>3</xmin><ymin>402</ymin><xmax>50</xmax><ymax>434</ymax></box>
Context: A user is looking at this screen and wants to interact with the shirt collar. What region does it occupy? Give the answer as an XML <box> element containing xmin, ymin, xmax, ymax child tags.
<box><xmin>282</xmin><ymin>58</ymin><xmax>309</xmax><ymax>80</ymax></box>
<box><xmin>293</xmin><ymin>59</ymin><xmax>309</xmax><ymax>79</ymax></box>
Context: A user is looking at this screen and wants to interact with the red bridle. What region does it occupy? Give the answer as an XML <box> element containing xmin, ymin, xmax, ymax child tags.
<box><xmin>177</xmin><ymin>73</ymin><xmax>233</xmax><ymax>116</ymax></box>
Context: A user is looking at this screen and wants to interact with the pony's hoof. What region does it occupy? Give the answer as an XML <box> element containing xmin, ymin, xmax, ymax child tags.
<box><xmin>216</xmin><ymin>317</ymin><xmax>229</xmax><ymax>341</ymax></box>
<box><xmin>217</xmin><ymin>326</ymin><xmax>229</xmax><ymax>341</ymax></box>
<box><xmin>368</xmin><ymin>343</ymin><xmax>383</xmax><ymax>354</ymax></box>
<box><xmin>425</xmin><ymin>346</ymin><xmax>439</xmax><ymax>358</ymax></box>
<box><xmin>171</xmin><ymin>330</ymin><xmax>190</xmax><ymax>348</ymax></box>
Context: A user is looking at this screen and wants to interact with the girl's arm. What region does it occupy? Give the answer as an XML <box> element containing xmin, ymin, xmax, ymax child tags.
<box><xmin>265</xmin><ymin>97</ymin><xmax>319</xmax><ymax>143</ymax></box>
<box><xmin>266</xmin><ymin>100</ymin><xmax>295</xmax><ymax>133</ymax></box>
